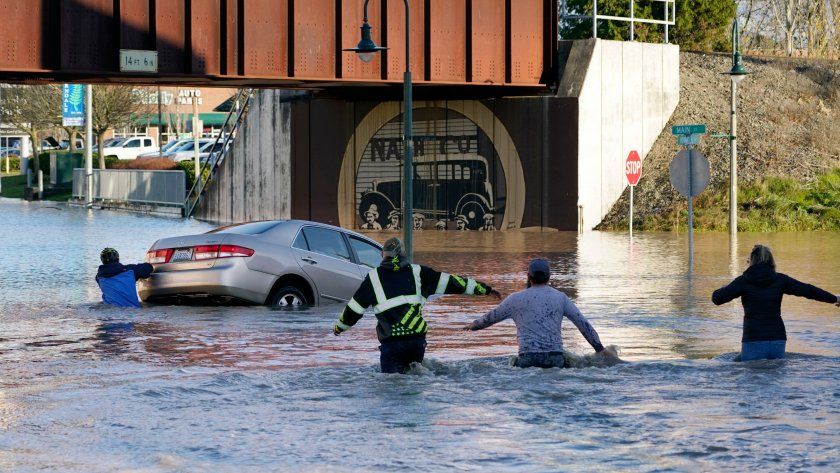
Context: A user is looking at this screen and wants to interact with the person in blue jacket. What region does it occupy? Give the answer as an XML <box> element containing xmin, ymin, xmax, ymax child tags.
<box><xmin>96</xmin><ymin>247</ymin><xmax>154</xmax><ymax>308</ymax></box>
<box><xmin>712</xmin><ymin>244</ymin><xmax>839</xmax><ymax>361</ymax></box>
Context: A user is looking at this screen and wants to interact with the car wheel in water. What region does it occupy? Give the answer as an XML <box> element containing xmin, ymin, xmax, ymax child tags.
<box><xmin>271</xmin><ymin>286</ymin><xmax>308</xmax><ymax>308</ymax></box>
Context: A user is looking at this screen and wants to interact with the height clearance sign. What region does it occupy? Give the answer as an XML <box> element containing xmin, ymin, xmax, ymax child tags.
<box><xmin>625</xmin><ymin>150</ymin><xmax>642</xmax><ymax>186</ymax></box>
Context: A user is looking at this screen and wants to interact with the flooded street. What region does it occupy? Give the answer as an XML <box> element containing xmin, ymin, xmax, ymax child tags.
<box><xmin>1</xmin><ymin>199</ymin><xmax>838</xmax><ymax>472</ymax></box>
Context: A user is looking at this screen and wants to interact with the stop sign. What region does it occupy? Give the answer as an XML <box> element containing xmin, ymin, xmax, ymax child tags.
<box><xmin>625</xmin><ymin>150</ymin><xmax>642</xmax><ymax>186</ymax></box>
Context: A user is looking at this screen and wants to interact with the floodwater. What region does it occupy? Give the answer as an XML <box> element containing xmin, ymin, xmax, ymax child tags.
<box><xmin>1</xmin><ymin>199</ymin><xmax>838</xmax><ymax>472</ymax></box>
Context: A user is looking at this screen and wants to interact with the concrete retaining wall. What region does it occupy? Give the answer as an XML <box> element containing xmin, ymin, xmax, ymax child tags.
<box><xmin>559</xmin><ymin>39</ymin><xmax>679</xmax><ymax>230</ymax></box>
<box><xmin>194</xmin><ymin>89</ymin><xmax>293</xmax><ymax>224</ymax></box>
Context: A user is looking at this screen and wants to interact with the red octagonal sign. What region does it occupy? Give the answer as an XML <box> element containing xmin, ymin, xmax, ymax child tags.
<box><xmin>625</xmin><ymin>150</ymin><xmax>642</xmax><ymax>186</ymax></box>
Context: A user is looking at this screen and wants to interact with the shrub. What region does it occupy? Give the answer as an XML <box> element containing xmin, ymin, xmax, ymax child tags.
<box><xmin>177</xmin><ymin>160</ymin><xmax>210</xmax><ymax>189</ymax></box>
<box><xmin>111</xmin><ymin>157</ymin><xmax>178</xmax><ymax>170</ymax></box>
<box><xmin>1</xmin><ymin>156</ymin><xmax>21</xmax><ymax>173</ymax></box>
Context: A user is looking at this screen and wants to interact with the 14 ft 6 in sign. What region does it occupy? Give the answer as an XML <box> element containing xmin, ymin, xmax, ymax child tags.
<box><xmin>625</xmin><ymin>150</ymin><xmax>642</xmax><ymax>186</ymax></box>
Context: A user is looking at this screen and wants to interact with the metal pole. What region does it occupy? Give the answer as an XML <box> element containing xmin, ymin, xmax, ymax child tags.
<box><xmin>158</xmin><ymin>85</ymin><xmax>163</xmax><ymax>157</ymax></box>
<box><xmin>0</xmin><ymin>85</ymin><xmax>3</xmax><ymax>195</ymax></box>
<box><xmin>729</xmin><ymin>80</ymin><xmax>738</xmax><ymax>237</ymax></box>
<box><xmin>193</xmin><ymin>98</ymin><xmax>200</xmax><ymax>192</ymax></box>
<box><xmin>664</xmin><ymin>1</ymin><xmax>669</xmax><ymax>43</ymax></box>
<box><xmin>402</xmin><ymin>0</ymin><xmax>414</xmax><ymax>260</ymax></box>
<box><xmin>84</xmin><ymin>84</ymin><xmax>93</xmax><ymax>207</ymax></box>
<box><xmin>630</xmin><ymin>1</ymin><xmax>634</xmax><ymax>41</ymax></box>
<box><xmin>629</xmin><ymin>185</ymin><xmax>634</xmax><ymax>239</ymax></box>
<box><xmin>687</xmin><ymin>145</ymin><xmax>694</xmax><ymax>271</ymax></box>
<box><xmin>592</xmin><ymin>0</ymin><xmax>598</xmax><ymax>38</ymax></box>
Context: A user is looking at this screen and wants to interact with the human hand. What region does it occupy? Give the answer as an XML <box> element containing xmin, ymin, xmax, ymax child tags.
<box><xmin>835</xmin><ymin>295</ymin><xmax>840</xmax><ymax>307</ymax></box>
<box><xmin>489</xmin><ymin>289</ymin><xmax>502</xmax><ymax>300</ymax></box>
<box><xmin>462</xmin><ymin>323</ymin><xmax>475</xmax><ymax>331</ymax></box>
<box><xmin>333</xmin><ymin>324</ymin><xmax>345</xmax><ymax>336</ymax></box>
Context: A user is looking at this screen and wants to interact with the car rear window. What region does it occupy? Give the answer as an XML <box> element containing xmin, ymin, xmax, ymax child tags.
<box><xmin>207</xmin><ymin>221</ymin><xmax>280</xmax><ymax>235</ymax></box>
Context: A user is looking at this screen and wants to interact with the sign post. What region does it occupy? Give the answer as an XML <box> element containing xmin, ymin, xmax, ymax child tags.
<box><xmin>625</xmin><ymin>150</ymin><xmax>642</xmax><ymax>239</ymax></box>
<box><xmin>670</xmin><ymin>124</ymin><xmax>709</xmax><ymax>271</ymax></box>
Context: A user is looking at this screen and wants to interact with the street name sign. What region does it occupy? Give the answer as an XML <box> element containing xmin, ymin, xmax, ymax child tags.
<box><xmin>120</xmin><ymin>49</ymin><xmax>158</xmax><ymax>73</ymax></box>
<box><xmin>672</xmin><ymin>124</ymin><xmax>706</xmax><ymax>146</ymax></box>
<box><xmin>671</xmin><ymin>124</ymin><xmax>706</xmax><ymax>135</ymax></box>
<box><xmin>669</xmin><ymin>149</ymin><xmax>710</xmax><ymax>197</ymax></box>
<box><xmin>61</xmin><ymin>84</ymin><xmax>84</xmax><ymax>126</ymax></box>
<box><xmin>625</xmin><ymin>150</ymin><xmax>642</xmax><ymax>186</ymax></box>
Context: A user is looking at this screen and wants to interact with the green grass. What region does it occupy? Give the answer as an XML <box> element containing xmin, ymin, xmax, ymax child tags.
<box><xmin>639</xmin><ymin>167</ymin><xmax>840</xmax><ymax>231</ymax></box>
<box><xmin>0</xmin><ymin>174</ymin><xmax>73</xmax><ymax>202</ymax></box>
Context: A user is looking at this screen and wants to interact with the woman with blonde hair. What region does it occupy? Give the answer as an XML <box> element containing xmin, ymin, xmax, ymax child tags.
<box><xmin>712</xmin><ymin>244</ymin><xmax>839</xmax><ymax>361</ymax></box>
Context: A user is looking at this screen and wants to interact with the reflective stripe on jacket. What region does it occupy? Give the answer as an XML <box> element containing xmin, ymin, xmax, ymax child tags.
<box><xmin>337</xmin><ymin>259</ymin><xmax>493</xmax><ymax>342</ymax></box>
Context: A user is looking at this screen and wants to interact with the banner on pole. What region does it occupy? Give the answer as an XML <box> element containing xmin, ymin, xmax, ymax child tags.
<box><xmin>62</xmin><ymin>84</ymin><xmax>85</xmax><ymax>126</ymax></box>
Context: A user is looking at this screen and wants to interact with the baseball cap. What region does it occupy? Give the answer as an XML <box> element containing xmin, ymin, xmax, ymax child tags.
<box><xmin>528</xmin><ymin>258</ymin><xmax>550</xmax><ymax>282</ymax></box>
<box><xmin>382</xmin><ymin>237</ymin><xmax>405</xmax><ymax>257</ymax></box>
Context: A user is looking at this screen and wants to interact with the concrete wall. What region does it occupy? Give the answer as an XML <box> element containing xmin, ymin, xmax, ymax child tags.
<box><xmin>194</xmin><ymin>90</ymin><xmax>292</xmax><ymax>223</ymax></box>
<box><xmin>558</xmin><ymin>39</ymin><xmax>679</xmax><ymax>230</ymax></box>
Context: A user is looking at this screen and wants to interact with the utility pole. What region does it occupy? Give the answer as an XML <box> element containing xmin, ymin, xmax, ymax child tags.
<box><xmin>84</xmin><ymin>84</ymin><xmax>93</xmax><ymax>207</ymax></box>
<box><xmin>192</xmin><ymin>96</ymin><xmax>200</xmax><ymax>191</ymax></box>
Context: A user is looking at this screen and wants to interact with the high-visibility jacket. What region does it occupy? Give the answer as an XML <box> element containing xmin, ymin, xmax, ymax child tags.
<box><xmin>337</xmin><ymin>259</ymin><xmax>493</xmax><ymax>342</ymax></box>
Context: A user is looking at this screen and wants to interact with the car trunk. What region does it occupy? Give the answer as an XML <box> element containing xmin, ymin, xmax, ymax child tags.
<box><xmin>148</xmin><ymin>234</ymin><xmax>231</xmax><ymax>272</ymax></box>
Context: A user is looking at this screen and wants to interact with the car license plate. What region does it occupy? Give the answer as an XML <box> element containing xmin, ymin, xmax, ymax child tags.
<box><xmin>170</xmin><ymin>248</ymin><xmax>194</xmax><ymax>263</ymax></box>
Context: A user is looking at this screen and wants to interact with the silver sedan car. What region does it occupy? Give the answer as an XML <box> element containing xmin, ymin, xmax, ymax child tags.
<box><xmin>139</xmin><ymin>220</ymin><xmax>383</xmax><ymax>307</ymax></box>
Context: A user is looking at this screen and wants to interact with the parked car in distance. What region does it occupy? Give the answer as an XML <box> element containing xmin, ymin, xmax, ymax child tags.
<box><xmin>139</xmin><ymin>220</ymin><xmax>383</xmax><ymax>307</ymax></box>
<box><xmin>136</xmin><ymin>139</ymin><xmax>191</xmax><ymax>159</ymax></box>
<box><xmin>168</xmin><ymin>139</ymin><xmax>226</xmax><ymax>163</ymax></box>
<box><xmin>102</xmin><ymin>136</ymin><xmax>158</xmax><ymax>160</ymax></box>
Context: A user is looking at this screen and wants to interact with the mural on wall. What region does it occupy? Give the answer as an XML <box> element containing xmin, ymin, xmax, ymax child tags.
<box><xmin>354</xmin><ymin>107</ymin><xmax>507</xmax><ymax>231</ymax></box>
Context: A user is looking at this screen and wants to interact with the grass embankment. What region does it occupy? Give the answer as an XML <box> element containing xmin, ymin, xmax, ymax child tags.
<box><xmin>635</xmin><ymin>167</ymin><xmax>840</xmax><ymax>231</ymax></box>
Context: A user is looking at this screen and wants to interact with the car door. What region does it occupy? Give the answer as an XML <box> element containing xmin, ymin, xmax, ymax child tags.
<box><xmin>122</xmin><ymin>138</ymin><xmax>141</xmax><ymax>159</ymax></box>
<box><xmin>291</xmin><ymin>226</ymin><xmax>364</xmax><ymax>303</ymax></box>
<box><xmin>142</xmin><ymin>138</ymin><xmax>154</xmax><ymax>154</ymax></box>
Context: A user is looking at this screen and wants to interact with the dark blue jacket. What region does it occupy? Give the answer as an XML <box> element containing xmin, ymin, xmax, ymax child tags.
<box><xmin>712</xmin><ymin>262</ymin><xmax>837</xmax><ymax>342</ymax></box>
<box><xmin>96</xmin><ymin>262</ymin><xmax>154</xmax><ymax>308</ymax></box>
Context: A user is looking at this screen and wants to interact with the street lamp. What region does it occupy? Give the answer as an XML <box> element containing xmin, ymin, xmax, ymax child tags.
<box><xmin>724</xmin><ymin>19</ymin><xmax>748</xmax><ymax>237</ymax></box>
<box><xmin>345</xmin><ymin>0</ymin><xmax>415</xmax><ymax>259</ymax></box>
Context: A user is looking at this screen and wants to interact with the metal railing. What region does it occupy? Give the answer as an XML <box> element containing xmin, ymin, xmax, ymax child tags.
<box><xmin>72</xmin><ymin>168</ymin><xmax>186</xmax><ymax>207</ymax></box>
<box><xmin>560</xmin><ymin>0</ymin><xmax>676</xmax><ymax>43</ymax></box>
<box><xmin>184</xmin><ymin>88</ymin><xmax>254</xmax><ymax>217</ymax></box>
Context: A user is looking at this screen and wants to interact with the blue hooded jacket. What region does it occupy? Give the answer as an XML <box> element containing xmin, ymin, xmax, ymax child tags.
<box><xmin>96</xmin><ymin>262</ymin><xmax>154</xmax><ymax>308</ymax></box>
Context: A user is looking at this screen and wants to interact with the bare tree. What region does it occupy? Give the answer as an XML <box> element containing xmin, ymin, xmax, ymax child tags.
<box><xmin>92</xmin><ymin>85</ymin><xmax>151</xmax><ymax>169</ymax></box>
<box><xmin>768</xmin><ymin>0</ymin><xmax>811</xmax><ymax>55</ymax></box>
<box><xmin>0</xmin><ymin>85</ymin><xmax>60</xmax><ymax>178</ymax></box>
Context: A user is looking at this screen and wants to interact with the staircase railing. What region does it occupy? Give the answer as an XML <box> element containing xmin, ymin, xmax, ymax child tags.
<box><xmin>184</xmin><ymin>88</ymin><xmax>254</xmax><ymax>218</ymax></box>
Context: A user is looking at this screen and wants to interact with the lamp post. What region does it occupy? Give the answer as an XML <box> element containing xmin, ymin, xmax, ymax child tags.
<box><xmin>725</xmin><ymin>19</ymin><xmax>748</xmax><ymax>237</ymax></box>
<box><xmin>345</xmin><ymin>0</ymin><xmax>414</xmax><ymax>259</ymax></box>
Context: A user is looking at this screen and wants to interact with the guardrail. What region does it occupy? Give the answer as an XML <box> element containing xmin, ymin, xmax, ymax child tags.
<box><xmin>72</xmin><ymin>168</ymin><xmax>186</xmax><ymax>207</ymax></box>
<box><xmin>560</xmin><ymin>0</ymin><xmax>676</xmax><ymax>43</ymax></box>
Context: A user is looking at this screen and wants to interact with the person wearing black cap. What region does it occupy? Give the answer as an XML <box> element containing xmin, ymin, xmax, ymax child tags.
<box><xmin>463</xmin><ymin>258</ymin><xmax>605</xmax><ymax>368</ymax></box>
<box><xmin>334</xmin><ymin>236</ymin><xmax>501</xmax><ymax>373</ymax></box>
<box><xmin>96</xmin><ymin>247</ymin><xmax>154</xmax><ymax>308</ymax></box>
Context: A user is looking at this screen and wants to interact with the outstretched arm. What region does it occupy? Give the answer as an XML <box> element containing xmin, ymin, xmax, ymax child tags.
<box><xmin>712</xmin><ymin>277</ymin><xmax>743</xmax><ymax>305</ymax></box>
<box><xmin>420</xmin><ymin>266</ymin><xmax>500</xmax><ymax>299</ymax></box>
<box><xmin>464</xmin><ymin>296</ymin><xmax>514</xmax><ymax>331</ymax></box>
<box><xmin>782</xmin><ymin>274</ymin><xmax>838</xmax><ymax>305</ymax></box>
<box><xmin>126</xmin><ymin>263</ymin><xmax>154</xmax><ymax>280</ymax></box>
<box><xmin>563</xmin><ymin>297</ymin><xmax>604</xmax><ymax>352</ymax></box>
<box><xmin>334</xmin><ymin>276</ymin><xmax>375</xmax><ymax>335</ymax></box>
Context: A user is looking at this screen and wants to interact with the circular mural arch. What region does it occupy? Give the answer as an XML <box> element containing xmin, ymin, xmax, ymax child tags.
<box><xmin>338</xmin><ymin>101</ymin><xmax>525</xmax><ymax>231</ymax></box>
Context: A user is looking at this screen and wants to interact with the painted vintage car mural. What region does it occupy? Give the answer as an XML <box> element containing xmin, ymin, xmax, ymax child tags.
<box><xmin>358</xmin><ymin>154</ymin><xmax>499</xmax><ymax>231</ymax></box>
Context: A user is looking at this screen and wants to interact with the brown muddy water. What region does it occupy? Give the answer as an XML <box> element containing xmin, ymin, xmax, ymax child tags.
<box><xmin>1</xmin><ymin>199</ymin><xmax>838</xmax><ymax>471</ymax></box>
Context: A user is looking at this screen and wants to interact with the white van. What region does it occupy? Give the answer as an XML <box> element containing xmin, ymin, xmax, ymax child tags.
<box><xmin>102</xmin><ymin>136</ymin><xmax>158</xmax><ymax>160</ymax></box>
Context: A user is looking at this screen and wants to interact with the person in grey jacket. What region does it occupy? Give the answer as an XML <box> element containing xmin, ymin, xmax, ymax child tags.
<box><xmin>463</xmin><ymin>258</ymin><xmax>605</xmax><ymax>368</ymax></box>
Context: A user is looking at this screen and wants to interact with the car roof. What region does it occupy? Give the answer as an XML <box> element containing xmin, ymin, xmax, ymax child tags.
<box><xmin>211</xmin><ymin>219</ymin><xmax>382</xmax><ymax>248</ymax></box>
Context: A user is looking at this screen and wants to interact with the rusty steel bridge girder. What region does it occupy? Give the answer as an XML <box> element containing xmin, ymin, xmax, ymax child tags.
<box><xmin>0</xmin><ymin>0</ymin><xmax>558</xmax><ymax>90</ymax></box>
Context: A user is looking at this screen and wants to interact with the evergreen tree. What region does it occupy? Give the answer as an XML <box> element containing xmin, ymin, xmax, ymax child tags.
<box><xmin>559</xmin><ymin>0</ymin><xmax>736</xmax><ymax>52</ymax></box>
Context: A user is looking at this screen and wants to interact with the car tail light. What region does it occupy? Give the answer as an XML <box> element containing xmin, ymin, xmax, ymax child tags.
<box><xmin>145</xmin><ymin>248</ymin><xmax>173</xmax><ymax>264</ymax></box>
<box><xmin>194</xmin><ymin>244</ymin><xmax>254</xmax><ymax>261</ymax></box>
